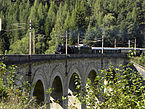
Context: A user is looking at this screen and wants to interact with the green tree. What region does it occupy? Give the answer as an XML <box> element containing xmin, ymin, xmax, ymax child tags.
<box><xmin>45</xmin><ymin>1</ymin><xmax>56</xmax><ymax>37</ymax></box>
<box><xmin>8</xmin><ymin>34</ymin><xmax>29</xmax><ymax>54</ymax></box>
<box><xmin>0</xmin><ymin>0</ymin><xmax>145</xmax><ymax>54</ymax></box>
<box><xmin>64</xmin><ymin>12</ymin><xmax>70</xmax><ymax>31</ymax></box>
<box><xmin>74</xmin><ymin>64</ymin><xmax>145</xmax><ymax>108</ymax></box>
<box><xmin>0</xmin><ymin>62</ymin><xmax>46</xmax><ymax>108</ymax></box>
<box><xmin>45</xmin><ymin>29</ymin><xmax>59</xmax><ymax>54</ymax></box>
<box><xmin>38</xmin><ymin>3</ymin><xmax>44</xmax><ymax>34</ymax></box>
<box><xmin>29</xmin><ymin>0</ymin><xmax>39</xmax><ymax>33</ymax></box>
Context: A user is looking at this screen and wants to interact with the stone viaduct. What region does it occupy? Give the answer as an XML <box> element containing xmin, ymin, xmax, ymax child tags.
<box><xmin>0</xmin><ymin>54</ymin><xmax>128</xmax><ymax>109</ymax></box>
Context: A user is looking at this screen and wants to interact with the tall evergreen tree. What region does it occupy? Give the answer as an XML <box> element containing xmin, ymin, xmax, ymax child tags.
<box><xmin>0</xmin><ymin>0</ymin><xmax>144</xmax><ymax>54</ymax></box>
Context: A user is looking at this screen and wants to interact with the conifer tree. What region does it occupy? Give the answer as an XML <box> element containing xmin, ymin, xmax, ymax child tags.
<box><xmin>0</xmin><ymin>0</ymin><xmax>144</xmax><ymax>53</ymax></box>
<box><xmin>45</xmin><ymin>1</ymin><xmax>56</xmax><ymax>38</ymax></box>
<box><xmin>29</xmin><ymin>0</ymin><xmax>39</xmax><ymax>33</ymax></box>
<box><xmin>64</xmin><ymin>12</ymin><xmax>70</xmax><ymax>31</ymax></box>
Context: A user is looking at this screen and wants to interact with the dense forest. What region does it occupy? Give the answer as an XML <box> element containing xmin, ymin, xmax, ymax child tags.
<box><xmin>0</xmin><ymin>0</ymin><xmax>145</xmax><ymax>54</ymax></box>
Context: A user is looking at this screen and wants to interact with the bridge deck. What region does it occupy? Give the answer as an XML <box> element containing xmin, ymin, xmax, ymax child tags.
<box><xmin>0</xmin><ymin>54</ymin><xmax>127</xmax><ymax>65</ymax></box>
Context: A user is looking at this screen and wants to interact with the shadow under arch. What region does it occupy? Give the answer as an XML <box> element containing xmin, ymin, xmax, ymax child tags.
<box><xmin>68</xmin><ymin>73</ymin><xmax>81</xmax><ymax>109</ymax></box>
<box><xmin>88</xmin><ymin>70</ymin><xmax>97</xmax><ymax>82</ymax></box>
<box><xmin>50</xmin><ymin>76</ymin><xmax>63</xmax><ymax>108</ymax></box>
<box><xmin>33</xmin><ymin>80</ymin><xmax>44</xmax><ymax>105</ymax></box>
<box><xmin>86</xmin><ymin>70</ymin><xmax>101</xmax><ymax>107</ymax></box>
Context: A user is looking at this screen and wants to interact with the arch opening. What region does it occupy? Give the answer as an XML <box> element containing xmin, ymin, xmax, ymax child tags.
<box><xmin>68</xmin><ymin>73</ymin><xmax>81</xmax><ymax>109</ymax></box>
<box><xmin>50</xmin><ymin>76</ymin><xmax>63</xmax><ymax>108</ymax></box>
<box><xmin>33</xmin><ymin>80</ymin><xmax>44</xmax><ymax>105</ymax></box>
<box><xmin>88</xmin><ymin>70</ymin><xmax>97</xmax><ymax>82</ymax></box>
<box><xmin>86</xmin><ymin>70</ymin><xmax>100</xmax><ymax>108</ymax></box>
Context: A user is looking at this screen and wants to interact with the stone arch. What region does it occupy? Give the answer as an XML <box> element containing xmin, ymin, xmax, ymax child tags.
<box><xmin>87</xmin><ymin>70</ymin><xmax>97</xmax><ymax>82</ymax></box>
<box><xmin>68</xmin><ymin>65</ymin><xmax>82</xmax><ymax>85</ymax></box>
<box><xmin>67</xmin><ymin>66</ymin><xmax>82</xmax><ymax>96</ymax></box>
<box><xmin>85</xmin><ymin>68</ymin><xmax>101</xmax><ymax>105</ymax></box>
<box><xmin>49</xmin><ymin>66</ymin><xmax>64</xmax><ymax>108</ymax></box>
<box><xmin>33</xmin><ymin>80</ymin><xmax>45</xmax><ymax>104</ymax></box>
<box><xmin>68</xmin><ymin>68</ymin><xmax>82</xmax><ymax>109</ymax></box>
<box><xmin>31</xmin><ymin>68</ymin><xmax>47</xmax><ymax>104</ymax></box>
<box><xmin>68</xmin><ymin>72</ymin><xmax>81</xmax><ymax>96</ymax></box>
<box><xmin>85</xmin><ymin>65</ymin><xmax>98</xmax><ymax>83</ymax></box>
<box><xmin>49</xmin><ymin>65</ymin><xmax>64</xmax><ymax>89</ymax></box>
<box><xmin>50</xmin><ymin>75</ymin><xmax>63</xmax><ymax>108</ymax></box>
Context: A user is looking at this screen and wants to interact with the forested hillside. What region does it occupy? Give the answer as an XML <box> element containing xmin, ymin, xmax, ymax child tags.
<box><xmin>0</xmin><ymin>0</ymin><xmax>145</xmax><ymax>54</ymax></box>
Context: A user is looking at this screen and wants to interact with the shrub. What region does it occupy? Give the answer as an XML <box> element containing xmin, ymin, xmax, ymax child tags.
<box><xmin>75</xmin><ymin>63</ymin><xmax>145</xmax><ymax>108</ymax></box>
<box><xmin>0</xmin><ymin>62</ymin><xmax>46</xmax><ymax>109</ymax></box>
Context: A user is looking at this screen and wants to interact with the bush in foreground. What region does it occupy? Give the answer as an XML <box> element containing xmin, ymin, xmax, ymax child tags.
<box><xmin>1</xmin><ymin>62</ymin><xmax>145</xmax><ymax>109</ymax></box>
<box><xmin>0</xmin><ymin>62</ymin><xmax>46</xmax><ymax>109</ymax></box>
<box><xmin>75</xmin><ymin>63</ymin><xmax>145</xmax><ymax>108</ymax></box>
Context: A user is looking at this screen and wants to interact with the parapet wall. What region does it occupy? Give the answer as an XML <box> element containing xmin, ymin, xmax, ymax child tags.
<box><xmin>0</xmin><ymin>53</ymin><xmax>127</xmax><ymax>65</ymax></box>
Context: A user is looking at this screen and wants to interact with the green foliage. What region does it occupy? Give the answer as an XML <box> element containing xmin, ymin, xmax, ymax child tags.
<box><xmin>0</xmin><ymin>62</ymin><xmax>46</xmax><ymax>108</ymax></box>
<box><xmin>45</xmin><ymin>1</ymin><xmax>56</xmax><ymax>37</ymax></box>
<box><xmin>45</xmin><ymin>29</ymin><xmax>59</xmax><ymax>54</ymax></box>
<box><xmin>132</xmin><ymin>51</ymin><xmax>145</xmax><ymax>67</ymax></box>
<box><xmin>8</xmin><ymin>35</ymin><xmax>29</xmax><ymax>54</ymax></box>
<box><xmin>73</xmin><ymin>63</ymin><xmax>145</xmax><ymax>108</ymax></box>
<box><xmin>0</xmin><ymin>0</ymin><xmax>144</xmax><ymax>54</ymax></box>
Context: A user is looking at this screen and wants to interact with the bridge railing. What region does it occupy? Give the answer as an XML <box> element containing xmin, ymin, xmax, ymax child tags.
<box><xmin>0</xmin><ymin>53</ymin><xmax>127</xmax><ymax>65</ymax></box>
<box><xmin>0</xmin><ymin>54</ymin><xmax>66</xmax><ymax>65</ymax></box>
